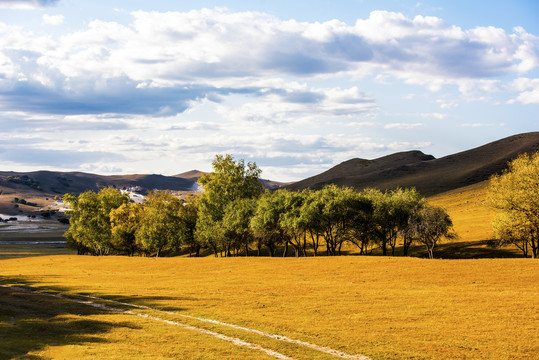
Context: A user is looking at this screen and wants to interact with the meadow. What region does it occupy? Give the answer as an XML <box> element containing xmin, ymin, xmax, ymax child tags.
<box><xmin>1</xmin><ymin>255</ymin><xmax>537</xmax><ymax>359</ymax></box>
<box><xmin>1</xmin><ymin>182</ymin><xmax>536</xmax><ymax>359</ymax></box>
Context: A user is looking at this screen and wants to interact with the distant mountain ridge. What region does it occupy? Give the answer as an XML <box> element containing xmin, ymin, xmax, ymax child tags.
<box><xmin>0</xmin><ymin>170</ymin><xmax>285</xmax><ymax>196</ymax></box>
<box><xmin>286</xmin><ymin>132</ymin><xmax>539</xmax><ymax>196</ymax></box>
<box><xmin>1</xmin><ymin>132</ymin><xmax>538</xmax><ymax>198</ymax></box>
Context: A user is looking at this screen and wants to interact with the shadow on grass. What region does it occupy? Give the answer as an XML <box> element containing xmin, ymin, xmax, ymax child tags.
<box><xmin>0</xmin><ymin>276</ymin><xmax>190</xmax><ymax>359</ymax></box>
<box><xmin>421</xmin><ymin>240</ymin><xmax>525</xmax><ymax>259</ymax></box>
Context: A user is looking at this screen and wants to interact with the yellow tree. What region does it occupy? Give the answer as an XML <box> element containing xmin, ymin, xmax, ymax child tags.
<box><xmin>136</xmin><ymin>191</ymin><xmax>183</xmax><ymax>257</ymax></box>
<box><xmin>63</xmin><ymin>188</ymin><xmax>129</xmax><ymax>256</ymax></box>
<box><xmin>110</xmin><ymin>202</ymin><xmax>144</xmax><ymax>256</ymax></box>
<box><xmin>487</xmin><ymin>153</ymin><xmax>539</xmax><ymax>258</ymax></box>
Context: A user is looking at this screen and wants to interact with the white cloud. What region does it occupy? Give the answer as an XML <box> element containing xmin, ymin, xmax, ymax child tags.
<box><xmin>384</xmin><ymin>123</ymin><xmax>423</xmax><ymax>129</ymax></box>
<box><xmin>436</xmin><ymin>99</ymin><xmax>458</xmax><ymax>109</ymax></box>
<box><xmin>508</xmin><ymin>77</ymin><xmax>539</xmax><ymax>104</ymax></box>
<box><xmin>420</xmin><ymin>112</ymin><xmax>449</xmax><ymax>119</ymax></box>
<box><xmin>42</xmin><ymin>14</ymin><xmax>64</xmax><ymax>25</ymax></box>
<box><xmin>216</xmin><ymin>85</ymin><xmax>377</xmax><ymax>125</ymax></box>
<box><xmin>0</xmin><ymin>8</ymin><xmax>536</xmax><ymax>117</ymax></box>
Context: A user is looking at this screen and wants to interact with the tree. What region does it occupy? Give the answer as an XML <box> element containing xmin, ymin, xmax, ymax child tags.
<box><xmin>196</xmin><ymin>154</ymin><xmax>263</xmax><ymax>256</ymax></box>
<box><xmin>136</xmin><ymin>191</ymin><xmax>183</xmax><ymax>257</ymax></box>
<box><xmin>362</xmin><ymin>188</ymin><xmax>423</xmax><ymax>256</ymax></box>
<box><xmin>487</xmin><ymin>152</ymin><xmax>539</xmax><ymax>258</ymax></box>
<box><xmin>64</xmin><ymin>188</ymin><xmax>129</xmax><ymax>256</ymax></box>
<box><xmin>363</xmin><ymin>189</ymin><xmax>394</xmax><ymax>256</ymax></box>
<box><xmin>344</xmin><ymin>191</ymin><xmax>375</xmax><ymax>255</ymax></box>
<box><xmin>298</xmin><ymin>189</ymin><xmax>324</xmax><ymax>256</ymax></box>
<box><xmin>222</xmin><ymin>198</ymin><xmax>256</xmax><ymax>256</ymax></box>
<box><xmin>250</xmin><ymin>190</ymin><xmax>288</xmax><ymax>256</ymax></box>
<box><xmin>308</xmin><ymin>185</ymin><xmax>354</xmax><ymax>256</ymax></box>
<box><xmin>407</xmin><ymin>205</ymin><xmax>455</xmax><ymax>259</ymax></box>
<box><xmin>178</xmin><ymin>194</ymin><xmax>201</xmax><ymax>257</ymax></box>
<box><xmin>391</xmin><ymin>188</ymin><xmax>425</xmax><ymax>256</ymax></box>
<box><xmin>279</xmin><ymin>190</ymin><xmax>307</xmax><ymax>257</ymax></box>
<box><xmin>110</xmin><ymin>202</ymin><xmax>144</xmax><ymax>256</ymax></box>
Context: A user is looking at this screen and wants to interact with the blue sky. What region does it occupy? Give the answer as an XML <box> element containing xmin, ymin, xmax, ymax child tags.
<box><xmin>0</xmin><ymin>0</ymin><xmax>537</xmax><ymax>181</ymax></box>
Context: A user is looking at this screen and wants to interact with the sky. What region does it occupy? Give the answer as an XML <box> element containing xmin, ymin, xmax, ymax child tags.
<box><xmin>0</xmin><ymin>0</ymin><xmax>538</xmax><ymax>181</ymax></box>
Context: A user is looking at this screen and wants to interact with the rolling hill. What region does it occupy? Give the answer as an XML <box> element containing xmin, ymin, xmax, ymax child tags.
<box><xmin>286</xmin><ymin>132</ymin><xmax>539</xmax><ymax>196</ymax></box>
<box><xmin>0</xmin><ymin>169</ymin><xmax>286</xmax><ymax>198</ymax></box>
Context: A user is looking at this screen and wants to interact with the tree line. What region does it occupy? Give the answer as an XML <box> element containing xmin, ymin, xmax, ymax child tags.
<box><xmin>64</xmin><ymin>154</ymin><xmax>455</xmax><ymax>258</ymax></box>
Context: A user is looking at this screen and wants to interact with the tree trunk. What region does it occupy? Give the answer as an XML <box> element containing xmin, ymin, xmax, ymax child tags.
<box><xmin>425</xmin><ymin>244</ymin><xmax>433</xmax><ymax>259</ymax></box>
<box><xmin>282</xmin><ymin>240</ymin><xmax>289</xmax><ymax>257</ymax></box>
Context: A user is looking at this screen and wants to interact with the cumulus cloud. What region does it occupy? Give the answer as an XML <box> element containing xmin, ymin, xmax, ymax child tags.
<box><xmin>508</xmin><ymin>77</ymin><xmax>539</xmax><ymax>104</ymax></box>
<box><xmin>0</xmin><ymin>8</ymin><xmax>537</xmax><ymax>117</ymax></box>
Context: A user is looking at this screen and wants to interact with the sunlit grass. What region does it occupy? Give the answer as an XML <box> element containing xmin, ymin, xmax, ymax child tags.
<box><xmin>1</xmin><ymin>255</ymin><xmax>537</xmax><ymax>359</ymax></box>
<box><xmin>428</xmin><ymin>181</ymin><xmax>494</xmax><ymax>243</ymax></box>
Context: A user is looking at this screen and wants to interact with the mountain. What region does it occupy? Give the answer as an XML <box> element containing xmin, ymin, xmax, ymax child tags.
<box><xmin>286</xmin><ymin>132</ymin><xmax>539</xmax><ymax>196</ymax></box>
<box><xmin>0</xmin><ymin>171</ymin><xmax>197</xmax><ymax>196</ymax></box>
<box><xmin>0</xmin><ymin>169</ymin><xmax>287</xmax><ymax>198</ymax></box>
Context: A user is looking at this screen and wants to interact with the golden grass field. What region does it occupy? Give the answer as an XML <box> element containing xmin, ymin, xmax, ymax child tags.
<box><xmin>428</xmin><ymin>181</ymin><xmax>494</xmax><ymax>243</ymax></box>
<box><xmin>1</xmin><ymin>182</ymin><xmax>537</xmax><ymax>359</ymax></box>
<box><xmin>1</xmin><ymin>256</ymin><xmax>538</xmax><ymax>359</ymax></box>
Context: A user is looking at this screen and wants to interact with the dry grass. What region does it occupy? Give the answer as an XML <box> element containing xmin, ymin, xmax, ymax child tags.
<box><xmin>1</xmin><ymin>255</ymin><xmax>537</xmax><ymax>359</ymax></box>
<box><xmin>424</xmin><ymin>181</ymin><xmax>524</xmax><ymax>258</ymax></box>
<box><xmin>428</xmin><ymin>181</ymin><xmax>494</xmax><ymax>243</ymax></box>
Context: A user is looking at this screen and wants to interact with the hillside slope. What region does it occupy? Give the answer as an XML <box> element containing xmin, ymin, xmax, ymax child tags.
<box><xmin>0</xmin><ymin>171</ymin><xmax>196</xmax><ymax>196</ymax></box>
<box><xmin>287</xmin><ymin>132</ymin><xmax>539</xmax><ymax>196</ymax></box>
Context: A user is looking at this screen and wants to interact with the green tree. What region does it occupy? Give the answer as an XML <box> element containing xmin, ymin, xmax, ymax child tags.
<box><xmin>307</xmin><ymin>185</ymin><xmax>354</xmax><ymax>256</ymax></box>
<box><xmin>344</xmin><ymin>190</ymin><xmax>375</xmax><ymax>255</ymax></box>
<box><xmin>279</xmin><ymin>190</ymin><xmax>307</xmax><ymax>257</ymax></box>
<box><xmin>136</xmin><ymin>191</ymin><xmax>183</xmax><ymax>257</ymax></box>
<box><xmin>64</xmin><ymin>188</ymin><xmax>129</xmax><ymax>256</ymax></box>
<box><xmin>487</xmin><ymin>152</ymin><xmax>539</xmax><ymax>258</ymax></box>
<box><xmin>391</xmin><ymin>188</ymin><xmax>425</xmax><ymax>256</ymax></box>
<box><xmin>196</xmin><ymin>154</ymin><xmax>263</xmax><ymax>256</ymax></box>
<box><xmin>110</xmin><ymin>202</ymin><xmax>144</xmax><ymax>256</ymax></box>
<box><xmin>364</xmin><ymin>188</ymin><xmax>423</xmax><ymax>256</ymax></box>
<box><xmin>178</xmin><ymin>194</ymin><xmax>201</xmax><ymax>257</ymax></box>
<box><xmin>250</xmin><ymin>190</ymin><xmax>288</xmax><ymax>256</ymax></box>
<box><xmin>298</xmin><ymin>189</ymin><xmax>324</xmax><ymax>256</ymax></box>
<box><xmin>222</xmin><ymin>198</ymin><xmax>257</xmax><ymax>256</ymax></box>
<box><xmin>407</xmin><ymin>205</ymin><xmax>455</xmax><ymax>259</ymax></box>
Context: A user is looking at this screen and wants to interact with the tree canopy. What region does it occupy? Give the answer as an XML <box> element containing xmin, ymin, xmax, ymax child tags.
<box><xmin>196</xmin><ymin>154</ymin><xmax>263</xmax><ymax>256</ymax></box>
<box><xmin>487</xmin><ymin>152</ymin><xmax>539</xmax><ymax>258</ymax></box>
<box><xmin>64</xmin><ymin>188</ymin><xmax>129</xmax><ymax>255</ymax></box>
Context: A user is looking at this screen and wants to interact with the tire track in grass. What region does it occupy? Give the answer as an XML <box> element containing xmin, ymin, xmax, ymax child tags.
<box><xmin>3</xmin><ymin>283</ymin><xmax>371</xmax><ymax>360</ymax></box>
<box><xmin>2</xmin><ymin>285</ymin><xmax>293</xmax><ymax>360</ymax></box>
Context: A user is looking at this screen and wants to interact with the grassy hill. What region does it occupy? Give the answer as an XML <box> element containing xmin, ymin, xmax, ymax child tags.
<box><xmin>287</xmin><ymin>132</ymin><xmax>539</xmax><ymax>196</ymax></box>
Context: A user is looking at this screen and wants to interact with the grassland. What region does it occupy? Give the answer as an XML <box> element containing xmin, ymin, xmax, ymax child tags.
<box><xmin>0</xmin><ymin>182</ymin><xmax>535</xmax><ymax>359</ymax></box>
<box><xmin>428</xmin><ymin>181</ymin><xmax>494</xmax><ymax>243</ymax></box>
<box><xmin>1</xmin><ymin>256</ymin><xmax>537</xmax><ymax>359</ymax></box>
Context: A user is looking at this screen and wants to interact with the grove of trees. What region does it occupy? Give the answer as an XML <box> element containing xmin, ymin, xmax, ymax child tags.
<box><xmin>64</xmin><ymin>154</ymin><xmax>455</xmax><ymax>258</ymax></box>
